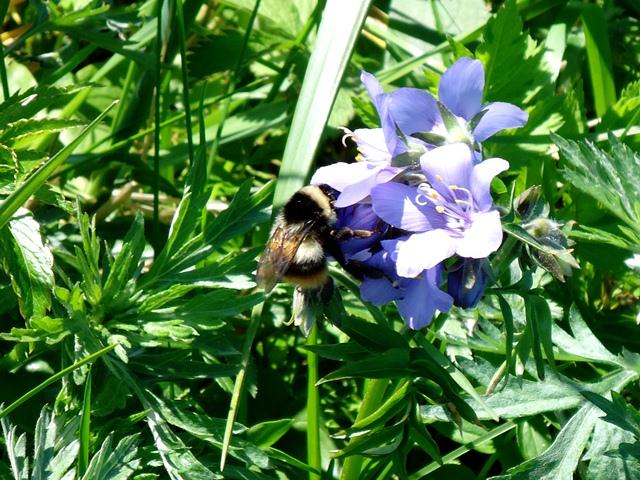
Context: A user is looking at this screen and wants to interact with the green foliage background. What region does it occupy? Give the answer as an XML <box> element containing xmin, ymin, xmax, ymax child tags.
<box><xmin>0</xmin><ymin>0</ymin><xmax>639</xmax><ymax>478</ymax></box>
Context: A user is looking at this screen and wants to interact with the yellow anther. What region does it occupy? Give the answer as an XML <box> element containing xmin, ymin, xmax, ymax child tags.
<box><xmin>450</xmin><ymin>184</ymin><xmax>459</xmax><ymax>190</ymax></box>
<box><xmin>436</xmin><ymin>205</ymin><xmax>446</xmax><ymax>213</ymax></box>
<box><xmin>435</xmin><ymin>174</ymin><xmax>444</xmax><ymax>181</ymax></box>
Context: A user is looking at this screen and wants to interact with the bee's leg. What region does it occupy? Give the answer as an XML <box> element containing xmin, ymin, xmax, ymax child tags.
<box><xmin>331</xmin><ymin>227</ymin><xmax>375</xmax><ymax>241</ymax></box>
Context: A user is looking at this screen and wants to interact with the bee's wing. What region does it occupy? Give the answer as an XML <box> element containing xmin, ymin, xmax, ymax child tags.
<box><xmin>256</xmin><ymin>221</ymin><xmax>313</xmax><ymax>293</ymax></box>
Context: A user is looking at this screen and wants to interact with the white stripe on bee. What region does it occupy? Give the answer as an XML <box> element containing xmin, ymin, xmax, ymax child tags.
<box><xmin>295</xmin><ymin>239</ymin><xmax>324</xmax><ymax>263</ymax></box>
<box><xmin>299</xmin><ymin>186</ymin><xmax>337</xmax><ymax>225</ymax></box>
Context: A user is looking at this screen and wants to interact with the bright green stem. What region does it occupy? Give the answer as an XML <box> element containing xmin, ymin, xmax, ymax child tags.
<box><xmin>220</xmin><ymin>303</ymin><xmax>263</xmax><ymax>471</ymax></box>
<box><xmin>78</xmin><ymin>369</ymin><xmax>92</xmax><ymax>476</ymax></box>
<box><xmin>0</xmin><ymin>344</ymin><xmax>116</xmax><ymax>419</ymax></box>
<box><xmin>340</xmin><ymin>379</ymin><xmax>389</xmax><ymax>480</ymax></box>
<box><xmin>174</xmin><ymin>0</ymin><xmax>194</xmax><ymax>165</ymax></box>
<box><xmin>0</xmin><ymin>38</ymin><xmax>9</xmax><ymax>101</ymax></box>
<box><xmin>306</xmin><ymin>323</ymin><xmax>321</xmax><ymax>480</ymax></box>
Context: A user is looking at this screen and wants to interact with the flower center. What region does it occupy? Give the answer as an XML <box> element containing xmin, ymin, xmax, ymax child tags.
<box><xmin>415</xmin><ymin>182</ymin><xmax>476</xmax><ymax>234</ymax></box>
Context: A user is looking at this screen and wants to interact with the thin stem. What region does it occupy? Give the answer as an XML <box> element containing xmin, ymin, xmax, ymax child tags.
<box><xmin>307</xmin><ymin>323</ymin><xmax>321</xmax><ymax>480</ymax></box>
<box><xmin>207</xmin><ymin>0</ymin><xmax>262</xmax><ymax>171</ymax></box>
<box><xmin>153</xmin><ymin>0</ymin><xmax>164</xmax><ymax>252</ymax></box>
<box><xmin>0</xmin><ymin>38</ymin><xmax>10</xmax><ymax>101</ymax></box>
<box><xmin>174</xmin><ymin>0</ymin><xmax>194</xmax><ymax>165</ymax></box>
<box><xmin>0</xmin><ymin>344</ymin><xmax>116</xmax><ymax>419</ymax></box>
<box><xmin>220</xmin><ymin>303</ymin><xmax>263</xmax><ymax>471</ymax></box>
<box><xmin>340</xmin><ymin>379</ymin><xmax>389</xmax><ymax>480</ymax></box>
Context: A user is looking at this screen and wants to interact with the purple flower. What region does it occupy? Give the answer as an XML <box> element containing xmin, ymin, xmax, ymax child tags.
<box><xmin>311</xmin><ymin>72</ymin><xmax>430</xmax><ymax>207</ymax></box>
<box><xmin>334</xmin><ymin>202</ymin><xmax>383</xmax><ymax>256</ymax></box>
<box><xmin>389</xmin><ymin>57</ymin><xmax>528</xmax><ymax>151</ymax></box>
<box><xmin>371</xmin><ymin>143</ymin><xmax>507</xmax><ymax>277</ymax></box>
<box><xmin>447</xmin><ymin>258</ymin><xmax>489</xmax><ymax>308</ymax></box>
<box><xmin>359</xmin><ymin>239</ymin><xmax>453</xmax><ymax>329</ymax></box>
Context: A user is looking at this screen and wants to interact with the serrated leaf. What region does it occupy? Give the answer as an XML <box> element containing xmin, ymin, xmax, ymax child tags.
<box><xmin>0</xmin><ymin>118</ymin><xmax>85</xmax><ymax>143</ymax></box>
<box><xmin>555</xmin><ymin>133</ymin><xmax>640</xmax><ymax>243</ymax></box>
<box><xmin>584</xmin><ymin>420</ymin><xmax>640</xmax><ymax>480</ymax></box>
<box><xmin>491</xmin><ymin>404</ymin><xmax>598</xmax><ymax>480</ymax></box>
<box><xmin>80</xmin><ymin>434</ymin><xmax>140</xmax><ymax>480</ymax></box>
<box><xmin>582</xmin><ymin>391</ymin><xmax>640</xmax><ymax>439</ymax></box>
<box><xmin>102</xmin><ymin>213</ymin><xmax>145</xmax><ymax>304</ymax></box>
<box><xmin>0</xmin><ymin>84</ymin><xmax>92</xmax><ymax>126</ymax></box>
<box><xmin>0</xmin><ymin>209</ymin><xmax>54</xmax><ymax>318</ymax></box>
<box><xmin>421</xmin><ymin>368</ymin><xmax>637</xmax><ymax>422</ymax></box>
<box><xmin>1</xmin><ymin>416</ymin><xmax>29</xmax><ymax>480</ymax></box>
<box><xmin>476</xmin><ymin>0</ymin><xmax>547</xmax><ymax>105</ymax></box>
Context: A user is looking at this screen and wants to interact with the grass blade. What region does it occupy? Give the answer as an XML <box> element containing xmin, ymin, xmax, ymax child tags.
<box><xmin>581</xmin><ymin>4</ymin><xmax>616</xmax><ymax>117</ymax></box>
<box><xmin>0</xmin><ymin>100</ymin><xmax>118</xmax><ymax>230</ymax></box>
<box><xmin>272</xmin><ymin>0</ymin><xmax>372</xmax><ymax>208</ymax></box>
<box><xmin>0</xmin><ymin>344</ymin><xmax>117</xmax><ymax>419</ymax></box>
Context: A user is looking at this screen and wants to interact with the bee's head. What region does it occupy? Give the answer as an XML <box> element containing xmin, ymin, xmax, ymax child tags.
<box><xmin>283</xmin><ymin>185</ymin><xmax>337</xmax><ymax>226</ymax></box>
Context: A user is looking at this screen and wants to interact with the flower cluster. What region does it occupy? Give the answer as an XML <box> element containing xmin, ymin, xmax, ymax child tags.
<box><xmin>312</xmin><ymin>58</ymin><xmax>528</xmax><ymax>329</ymax></box>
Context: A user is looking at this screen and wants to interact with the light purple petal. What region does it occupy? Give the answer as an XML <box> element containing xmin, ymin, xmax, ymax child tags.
<box><xmin>471</xmin><ymin>157</ymin><xmax>509</xmax><ymax>211</ymax></box>
<box><xmin>311</xmin><ymin>161</ymin><xmax>379</xmax><ymax>193</ymax></box>
<box><xmin>361</xmin><ymin>277</ymin><xmax>401</xmax><ymax>305</ymax></box>
<box><xmin>361</xmin><ymin>72</ymin><xmax>406</xmax><ymax>157</ymax></box>
<box><xmin>349</xmin><ymin>128</ymin><xmax>391</xmax><ymax>162</ymax></box>
<box><xmin>371</xmin><ymin>183</ymin><xmax>434</xmax><ymax>232</ymax></box>
<box><xmin>396</xmin><ymin>230</ymin><xmax>457</xmax><ymax>277</ymax></box>
<box><xmin>456</xmin><ymin>210</ymin><xmax>503</xmax><ymax>258</ymax></box>
<box><xmin>335</xmin><ymin>165</ymin><xmax>402</xmax><ymax>208</ymax></box>
<box><xmin>361</xmin><ymin>71</ymin><xmax>384</xmax><ymax>104</ymax></box>
<box><xmin>398</xmin><ymin>272</ymin><xmax>453</xmax><ymax>329</ymax></box>
<box><xmin>472</xmin><ymin>102</ymin><xmax>528</xmax><ymax>141</ymax></box>
<box><xmin>420</xmin><ymin>143</ymin><xmax>474</xmax><ymax>192</ymax></box>
<box><xmin>438</xmin><ymin>58</ymin><xmax>484</xmax><ymax>120</ymax></box>
<box><xmin>378</xmin><ymin>94</ymin><xmax>406</xmax><ymax>157</ymax></box>
<box><xmin>389</xmin><ymin>88</ymin><xmax>440</xmax><ymax>135</ymax></box>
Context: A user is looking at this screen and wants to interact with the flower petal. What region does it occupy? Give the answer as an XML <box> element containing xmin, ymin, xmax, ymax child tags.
<box><xmin>335</xmin><ymin>165</ymin><xmax>401</xmax><ymax>207</ymax></box>
<box><xmin>438</xmin><ymin>57</ymin><xmax>484</xmax><ymax>120</ymax></box>
<box><xmin>361</xmin><ymin>71</ymin><xmax>406</xmax><ymax>157</ymax></box>
<box><xmin>420</xmin><ymin>143</ymin><xmax>474</xmax><ymax>192</ymax></box>
<box><xmin>349</xmin><ymin>128</ymin><xmax>391</xmax><ymax>163</ymax></box>
<box><xmin>396</xmin><ymin>230</ymin><xmax>457</xmax><ymax>277</ymax></box>
<box><xmin>361</xmin><ymin>71</ymin><xmax>384</xmax><ymax>104</ymax></box>
<box><xmin>472</xmin><ymin>102</ymin><xmax>528</xmax><ymax>141</ymax></box>
<box><xmin>447</xmin><ymin>258</ymin><xmax>489</xmax><ymax>308</ymax></box>
<box><xmin>361</xmin><ymin>277</ymin><xmax>401</xmax><ymax>305</ymax></box>
<box><xmin>456</xmin><ymin>210</ymin><xmax>503</xmax><ymax>258</ymax></box>
<box><xmin>389</xmin><ymin>88</ymin><xmax>440</xmax><ymax>135</ymax></box>
<box><xmin>398</xmin><ymin>270</ymin><xmax>453</xmax><ymax>329</ymax></box>
<box><xmin>471</xmin><ymin>157</ymin><xmax>509</xmax><ymax>211</ymax></box>
<box><xmin>371</xmin><ymin>183</ymin><xmax>436</xmax><ymax>231</ymax></box>
<box><xmin>311</xmin><ymin>161</ymin><xmax>378</xmax><ymax>193</ymax></box>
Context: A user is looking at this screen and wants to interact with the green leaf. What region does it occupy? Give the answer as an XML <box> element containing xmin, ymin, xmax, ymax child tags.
<box><xmin>552</xmin><ymin>305</ymin><xmax>620</xmax><ymax>366</ymax></box>
<box><xmin>476</xmin><ymin>0</ymin><xmax>547</xmax><ymax>105</ymax></box>
<box><xmin>246</xmin><ymin>419</ymin><xmax>294</xmax><ymax>448</ymax></box>
<box><xmin>318</xmin><ymin>348</ymin><xmax>411</xmax><ymax>384</ymax></box>
<box><xmin>0</xmin><ymin>118</ymin><xmax>85</xmax><ymax>143</ymax></box>
<box><xmin>492</xmin><ymin>404</ymin><xmax>599</xmax><ymax>480</ymax></box>
<box><xmin>31</xmin><ymin>407</ymin><xmax>80</xmax><ymax>480</ymax></box>
<box><xmin>581</xmin><ymin>391</ymin><xmax>640</xmax><ymax>439</ymax></box>
<box><xmin>581</xmin><ymin>4</ymin><xmax>616</xmax><ymax>117</ymax></box>
<box><xmin>102</xmin><ymin>213</ymin><xmax>145</xmax><ymax>304</ymax></box>
<box><xmin>0</xmin><ymin>101</ymin><xmax>117</xmax><ymax>230</ymax></box>
<box><xmin>0</xmin><ymin>84</ymin><xmax>92</xmax><ymax>126</ymax></box>
<box><xmin>584</xmin><ymin>420</ymin><xmax>640</xmax><ymax>480</ymax></box>
<box><xmin>1</xmin><ymin>416</ymin><xmax>29</xmax><ymax>480</ymax></box>
<box><xmin>0</xmin><ymin>209</ymin><xmax>54</xmax><ymax>318</ymax></box>
<box><xmin>555</xmin><ymin>133</ymin><xmax>640</xmax><ymax>243</ymax></box>
<box><xmin>80</xmin><ymin>434</ymin><xmax>140</xmax><ymax>480</ymax></box>
<box><xmin>273</xmin><ymin>0</ymin><xmax>372</xmax><ymax>208</ymax></box>
<box><xmin>421</xmin><ymin>369</ymin><xmax>638</xmax><ymax>422</ymax></box>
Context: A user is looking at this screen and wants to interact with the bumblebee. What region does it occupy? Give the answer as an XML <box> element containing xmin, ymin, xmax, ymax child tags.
<box><xmin>256</xmin><ymin>185</ymin><xmax>372</xmax><ymax>293</ymax></box>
